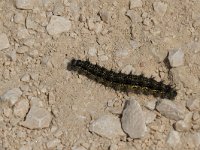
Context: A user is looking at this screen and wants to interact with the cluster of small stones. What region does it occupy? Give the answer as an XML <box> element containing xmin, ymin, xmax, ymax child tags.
<box><xmin>0</xmin><ymin>0</ymin><xmax>200</xmax><ymax>149</ymax></box>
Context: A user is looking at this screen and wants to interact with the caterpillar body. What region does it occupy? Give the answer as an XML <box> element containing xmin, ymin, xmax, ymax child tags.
<box><xmin>68</xmin><ymin>59</ymin><xmax>177</xmax><ymax>100</ymax></box>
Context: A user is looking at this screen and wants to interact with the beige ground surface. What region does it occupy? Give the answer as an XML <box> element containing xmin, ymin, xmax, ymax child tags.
<box><xmin>0</xmin><ymin>0</ymin><xmax>200</xmax><ymax>150</ymax></box>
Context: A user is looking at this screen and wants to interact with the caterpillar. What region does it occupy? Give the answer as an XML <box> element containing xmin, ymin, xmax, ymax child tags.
<box><xmin>68</xmin><ymin>59</ymin><xmax>177</xmax><ymax>100</ymax></box>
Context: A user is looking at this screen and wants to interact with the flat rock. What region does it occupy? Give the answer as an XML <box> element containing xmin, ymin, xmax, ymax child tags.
<box><xmin>89</xmin><ymin>114</ymin><xmax>125</xmax><ymax>139</ymax></box>
<box><xmin>0</xmin><ymin>88</ymin><xmax>22</xmax><ymax>106</ymax></box>
<box><xmin>166</xmin><ymin>130</ymin><xmax>181</xmax><ymax>147</ymax></box>
<box><xmin>15</xmin><ymin>0</ymin><xmax>36</xmax><ymax>10</ymax></box>
<box><xmin>121</xmin><ymin>99</ymin><xmax>146</xmax><ymax>139</ymax></box>
<box><xmin>168</xmin><ymin>49</ymin><xmax>184</xmax><ymax>67</ymax></box>
<box><xmin>46</xmin><ymin>15</ymin><xmax>71</xmax><ymax>35</ymax></box>
<box><xmin>20</xmin><ymin>106</ymin><xmax>52</xmax><ymax>129</ymax></box>
<box><xmin>0</xmin><ymin>33</ymin><xmax>10</xmax><ymax>51</ymax></box>
<box><xmin>156</xmin><ymin>99</ymin><xmax>185</xmax><ymax>121</ymax></box>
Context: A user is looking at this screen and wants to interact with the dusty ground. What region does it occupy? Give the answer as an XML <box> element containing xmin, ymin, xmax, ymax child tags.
<box><xmin>0</xmin><ymin>0</ymin><xmax>200</xmax><ymax>149</ymax></box>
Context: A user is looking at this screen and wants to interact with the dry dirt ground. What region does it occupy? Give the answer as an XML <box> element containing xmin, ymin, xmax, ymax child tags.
<box><xmin>0</xmin><ymin>0</ymin><xmax>200</xmax><ymax>150</ymax></box>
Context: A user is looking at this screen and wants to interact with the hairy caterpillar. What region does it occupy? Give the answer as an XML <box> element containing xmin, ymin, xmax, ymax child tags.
<box><xmin>68</xmin><ymin>59</ymin><xmax>177</xmax><ymax>100</ymax></box>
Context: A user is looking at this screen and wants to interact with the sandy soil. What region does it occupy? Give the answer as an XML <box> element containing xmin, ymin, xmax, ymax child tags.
<box><xmin>0</xmin><ymin>0</ymin><xmax>200</xmax><ymax>149</ymax></box>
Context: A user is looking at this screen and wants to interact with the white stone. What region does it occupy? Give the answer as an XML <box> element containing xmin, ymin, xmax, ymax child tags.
<box><xmin>144</xmin><ymin>110</ymin><xmax>156</xmax><ymax>124</ymax></box>
<box><xmin>166</xmin><ymin>130</ymin><xmax>181</xmax><ymax>147</ymax></box>
<box><xmin>53</xmin><ymin>3</ymin><xmax>65</xmax><ymax>16</ymax></box>
<box><xmin>21</xmin><ymin>73</ymin><xmax>30</xmax><ymax>82</ymax></box>
<box><xmin>121</xmin><ymin>99</ymin><xmax>146</xmax><ymax>139</ymax></box>
<box><xmin>168</xmin><ymin>49</ymin><xmax>184</xmax><ymax>67</ymax></box>
<box><xmin>186</xmin><ymin>98</ymin><xmax>200</xmax><ymax>111</ymax></box>
<box><xmin>121</xmin><ymin>65</ymin><xmax>135</xmax><ymax>74</ymax></box>
<box><xmin>99</xmin><ymin>10</ymin><xmax>110</xmax><ymax>23</ymax></box>
<box><xmin>46</xmin><ymin>16</ymin><xmax>71</xmax><ymax>35</ymax></box>
<box><xmin>126</xmin><ymin>10</ymin><xmax>142</xmax><ymax>23</ymax></box>
<box><xmin>7</xmin><ymin>50</ymin><xmax>17</xmax><ymax>61</ymax></box>
<box><xmin>28</xmin><ymin>49</ymin><xmax>39</xmax><ymax>58</ymax></box>
<box><xmin>20</xmin><ymin>106</ymin><xmax>52</xmax><ymax>129</ymax></box>
<box><xmin>46</xmin><ymin>139</ymin><xmax>61</xmax><ymax>149</ymax></box>
<box><xmin>14</xmin><ymin>13</ymin><xmax>25</xmax><ymax>24</ymax></box>
<box><xmin>156</xmin><ymin>99</ymin><xmax>185</xmax><ymax>121</ymax></box>
<box><xmin>130</xmin><ymin>0</ymin><xmax>143</xmax><ymax>9</ymax></box>
<box><xmin>17</xmin><ymin>27</ymin><xmax>30</xmax><ymax>39</ymax></box>
<box><xmin>16</xmin><ymin>46</ymin><xmax>29</xmax><ymax>54</ymax></box>
<box><xmin>184</xmin><ymin>132</ymin><xmax>200</xmax><ymax>148</ymax></box>
<box><xmin>14</xmin><ymin>99</ymin><xmax>29</xmax><ymax>118</ymax></box>
<box><xmin>88</xmin><ymin>47</ymin><xmax>97</xmax><ymax>56</ymax></box>
<box><xmin>115</xmin><ymin>49</ymin><xmax>129</xmax><ymax>57</ymax></box>
<box><xmin>153</xmin><ymin>2</ymin><xmax>168</xmax><ymax>17</ymax></box>
<box><xmin>89</xmin><ymin>114</ymin><xmax>124</xmax><ymax>139</ymax></box>
<box><xmin>0</xmin><ymin>88</ymin><xmax>22</xmax><ymax>106</ymax></box>
<box><xmin>0</xmin><ymin>33</ymin><xmax>10</xmax><ymax>51</ymax></box>
<box><xmin>174</xmin><ymin>112</ymin><xmax>192</xmax><ymax>132</ymax></box>
<box><xmin>145</xmin><ymin>99</ymin><xmax>157</xmax><ymax>110</ymax></box>
<box><xmin>16</xmin><ymin>0</ymin><xmax>36</xmax><ymax>10</ymax></box>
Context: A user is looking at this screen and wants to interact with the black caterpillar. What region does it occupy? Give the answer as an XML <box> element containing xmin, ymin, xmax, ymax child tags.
<box><xmin>68</xmin><ymin>59</ymin><xmax>177</xmax><ymax>100</ymax></box>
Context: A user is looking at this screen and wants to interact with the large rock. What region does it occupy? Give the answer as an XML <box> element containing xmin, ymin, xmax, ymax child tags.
<box><xmin>89</xmin><ymin>114</ymin><xmax>124</xmax><ymax>139</ymax></box>
<box><xmin>121</xmin><ymin>99</ymin><xmax>146</xmax><ymax>139</ymax></box>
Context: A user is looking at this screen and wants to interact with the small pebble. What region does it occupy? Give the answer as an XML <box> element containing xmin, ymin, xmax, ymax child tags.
<box><xmin>0</xmin><ymin>88</ymin><xmax>22</xmax><ymax>106</ymax></box>
<box><xmin>88</xmin><ymin>47</ymin><xmax>97</xmax><ymax>56</ymax></box>
<box><xmin>99</xmin><ymin>10</ymin><xmax>111</xmax><ymax>23</ymax></box>
<box><xmin>153</xmin><ymin>1</ymin><xmax>168</xmax><ymax>17</ymax></box>
<box><xmin>15</xmin><ymin>0</ymin><xmax>36</xmax><ymax>9</ymax></box>
<box><xmin>14</xmin><ymin>13</ymin><xmax>25</xmax><ymax>24</ymax></box>
<box><xmin>46</xmin><ymin>15</ymin><xmax>71</xmax><ymax>35</ymax></box>
<box><xmin>0</xmin><ymin>33</ymin><xmax>10</xmax><ymax>51</ymax></box>
<box><xmin>144</xmin><ymin>110</ymin><xmax>156</xmax><ymax>124</ymax></box>
<box><xmin>121</xmin><ymin>99</ymin><xmax>146</xmax><ymax>139</ymax></box>
<box><xmin>115</xmin><ymin>49</ymin><xmax>129</xmax><ymax>57</ymax></box>
<box><xmin>89</xmin><ymin>114</ymin><xmax>125</xmax><ymax>139</ymax></box>
<box><xmin>145</xmin><ymin>99</ymin><xmax>157</xmax><ymax>110</ymax></box>
<box><xmin>186</xmin><ymin>98</ymin><xmax>200</xmax><ymax>111</ymax></box>
<box><xmin>46</xmin><ymin>139</ymin><xmax>61</xmax><ymax>149</ymax></box>
<box><xmin>13</xmin><ymin>99</ymin><xmax>29</xmax><ymax>118</ymax></box>
<box><xmin>121</xmin><ymin>65</ymin><xmax>135</xmax><ymax>74</ymax></box>
<box><xmin>129</xmin><ymin>0</ymin><xmax>143</xmax><ymax>9</ymax></box>
<box><xmin>168</xmin><ymin>49</ymin><xmax>184</xmax><ymax>67</ymax></box>
<box><xmin>174</xmin><ymin>112</ymin><xmax>192</xmax><ymax>132</ymax></box>
<box><xmin>156</xmin><ymin>99</ymin><xmax>185</xmax><ymax>121</ymax></box>
<box><xmin>166</xmin><ymin>130</ymin><xmax>181</xmax><ymax>147</ymax></box>
<box><xmin>21</xmin><ymin>73</ymin><xmax>30</xmax><ymax>82</ymax></box>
